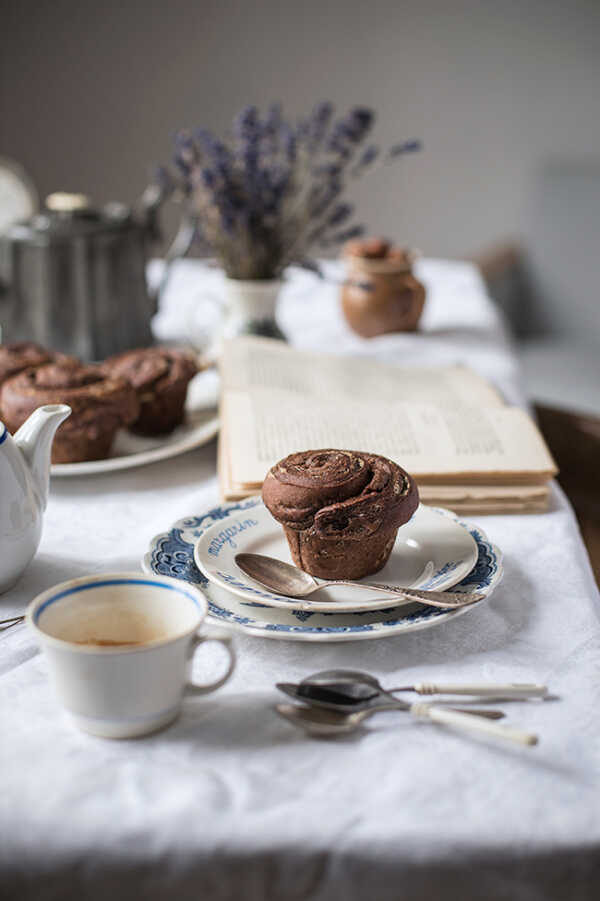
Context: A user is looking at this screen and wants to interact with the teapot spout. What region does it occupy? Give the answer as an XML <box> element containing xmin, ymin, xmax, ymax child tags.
<box><xmin>14</xmin><ymin>405</ymin><xmax>71</xmax><ymax>509</ymax></box>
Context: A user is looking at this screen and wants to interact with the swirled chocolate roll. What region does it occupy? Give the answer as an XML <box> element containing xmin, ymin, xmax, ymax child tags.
<box><xmin>0</xmin><ymin>340</ymin><xmax>79</xmax><ymax>394</ymax></box>
<box><xmin>0</xmin><ymin>343</ymin><xmax>53</xmax><ymax>389</ymax></box>
<box><xmin>0</xmin><ymin>343</ymin><xmax>79</xmax><ymax>419</ymax></box>
<box><xmin>262</xmin><ymin>449</ymin><xmax>419</xmax><ymax>580</ymax></box>
<box><xmin>102</xmin><ymin>347</ymin><xmax>198</xmax><ymax>435</ymax></box>
<box><xmin>0</xmin><ymin>360</ymin><xmax>139</xmax><ymax>462</ymax></box>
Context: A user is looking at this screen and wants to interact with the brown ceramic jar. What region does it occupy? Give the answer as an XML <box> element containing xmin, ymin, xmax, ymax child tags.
<box><xmin>341</xmin><ymin>239</ymin><xmax>426</xmax><ymax>338</ymax></box>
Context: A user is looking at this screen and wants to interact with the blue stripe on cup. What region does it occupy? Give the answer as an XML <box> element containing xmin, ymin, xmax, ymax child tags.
<box><xmin>35</xmin><ymin>577</ymin><xmax>202</xmax><ymax>623</ymax></box>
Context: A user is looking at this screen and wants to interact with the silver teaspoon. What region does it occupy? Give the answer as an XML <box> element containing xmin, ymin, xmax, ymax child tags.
<box><xmin>276</xmin><ymin>703</ymin><xmax>538</xmax><ymax>746</ymax></box>
<box><xmin>303</xmin><ymin>669</ymin><xmax>549</xmax><ymax>701</ymax></box>
<box><xmin>235</xmin><ymin>553</ymin><xmax>484</xmax><ymax>609</ymax></box>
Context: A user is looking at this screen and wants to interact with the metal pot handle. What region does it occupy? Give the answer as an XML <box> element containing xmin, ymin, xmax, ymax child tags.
<box><xmin>151</xmin><ymin>214</ymin><xmax>197</xmax><ymax>308</ymax></box>
<box><xmin>139</xmin><ymin>183</ymin><xmax>197</xmax><ymax>310</ymax></box>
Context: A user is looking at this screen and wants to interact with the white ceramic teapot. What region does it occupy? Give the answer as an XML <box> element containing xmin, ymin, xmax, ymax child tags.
<box><xmin>0</xmin><ymin>404</ymin><xmax>70</xmax><ymax>593</ymax></box>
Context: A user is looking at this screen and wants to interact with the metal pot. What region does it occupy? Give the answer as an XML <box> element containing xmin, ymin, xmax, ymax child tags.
<box><xmin>0</xmin><ymin>189</ymin><xmax>192</xmax><ymax>360</ymax></box>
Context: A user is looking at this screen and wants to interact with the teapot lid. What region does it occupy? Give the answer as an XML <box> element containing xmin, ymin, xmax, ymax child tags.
<box><xmin>4</xmin><ymin>192</ymin><xmax>134</xmax><ymax>244</ymax></box>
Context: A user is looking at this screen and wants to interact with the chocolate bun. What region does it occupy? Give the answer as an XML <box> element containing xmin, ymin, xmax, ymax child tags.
<box><xmin>0</xmin><ymin>360</ymin><xmax>139</xmax><ymax>463</ymax></box>
<box><xmin>262</xmin><ymin>449</ymin><xmax>419</xmax><ymax>580</ymax></box>
<box><xmin>0</xmin><ymin>342</ymin><xmax>54</xmax><ymax>387</ymax></box>
<box><xmin>103</xmin><ymin>347</ymin><xmax>198</xmax><ymax>435</ymax></box>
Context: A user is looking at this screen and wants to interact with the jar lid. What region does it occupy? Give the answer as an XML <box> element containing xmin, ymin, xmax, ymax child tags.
<box><xmin>344</xmin><ymin>251</ymin><xmax>417</xmax><ymax>275</ymax></box>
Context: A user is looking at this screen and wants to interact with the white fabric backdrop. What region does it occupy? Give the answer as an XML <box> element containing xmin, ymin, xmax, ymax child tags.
<box><xmin>1</xmin><ymin>260</ymin><xmax>599</xmax><ymax>901</ymax></box>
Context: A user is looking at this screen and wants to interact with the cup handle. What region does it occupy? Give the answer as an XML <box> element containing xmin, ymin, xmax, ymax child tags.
<box><xmin>184</xmin><ymin>626</ymin><xmax>236</xmax><ymax>696</ymax></box>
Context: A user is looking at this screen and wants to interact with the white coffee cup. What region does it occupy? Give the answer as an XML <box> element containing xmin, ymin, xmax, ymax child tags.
<box><xmin>26</xmin><ymin>571</ymin><xmax>236</xmax><ymax>738</ymax></box>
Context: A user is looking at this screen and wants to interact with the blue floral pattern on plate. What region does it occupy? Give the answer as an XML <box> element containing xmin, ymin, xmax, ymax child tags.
<box><xmin>143</xmin><ymin>498</ymin><xmax>503</xmax><ymax>641</ymax></box>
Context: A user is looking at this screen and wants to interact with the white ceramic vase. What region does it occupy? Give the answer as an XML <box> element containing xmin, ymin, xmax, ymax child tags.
<box><xmin>220</xmin><ymin>277</ymin><xmax>286</xmax><ymax>342</ymax></box>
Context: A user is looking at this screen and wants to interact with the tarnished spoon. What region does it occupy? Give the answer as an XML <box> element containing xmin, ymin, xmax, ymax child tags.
<box><xmin>301</xmin><ymin>669</ymin><xmax>549</xmax><ymax>702</ymax></box>
<box><xmin>276</xmin><ymin>702</ymin><xmax>538</xmax><ymax>746</ymax></box>
<box><xmin>277</xmin><ymin>683</ymin><xmax>505</xmax><ymax>719</ymax></box>
<box><xmin>235</xmin><ymin>553</ymin><xmax>484</xmax><ymax>608</ymax></box>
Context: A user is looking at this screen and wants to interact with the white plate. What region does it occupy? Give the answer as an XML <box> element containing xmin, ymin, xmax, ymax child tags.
<box><xmin>194</xmin><ymin>501</ymin><xmax>478</xmax><ymax>613</ymax></box>
<box><xmin>51</xmin><ymin>370</ymin><xmax>219</xmax><ymax>476</ymax></box>
<box><xmin>143</xmin><ymin>498</ymin><xmax>503</xmax><ymax>643</ymax></box>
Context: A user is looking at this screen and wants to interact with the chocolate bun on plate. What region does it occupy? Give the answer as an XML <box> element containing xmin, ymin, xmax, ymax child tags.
<box><xmin>103</xmin><ymin>347</ymin><xmax>198</xmax><ymax>435</ymax></box>
<box><xmin>0</xmin><ymin>342</ymin><xmax>54</xmax><ymax>388</ymax></box>
<box><xmin>262</xmin><ymin>449</ymin><xmax>419</xmax><ymax>580</ymax></box>
<box><xmin>0</xmin><ymin>360</ymin><xmax>139</xmax><ymax>463</ymax></box>
<box><xmin>0</xmin><ymin>342</ymin><xmax>77</xmax><ymax>398</ymax></box>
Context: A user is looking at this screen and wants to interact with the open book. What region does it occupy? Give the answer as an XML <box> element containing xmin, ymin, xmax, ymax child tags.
<box><xmin>219</xmin><ymin>337</ymin><xmax>557</xmax><ymax>513</ymax></box>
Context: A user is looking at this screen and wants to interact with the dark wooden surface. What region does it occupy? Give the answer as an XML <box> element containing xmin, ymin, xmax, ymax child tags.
<box><xmin>535</xmin><ymin>404</ymin><xmax>600</xmax><ymax>587</ymax></box>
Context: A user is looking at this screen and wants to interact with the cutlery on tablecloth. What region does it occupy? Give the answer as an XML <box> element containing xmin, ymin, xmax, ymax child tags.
<box><xmin>277</xmin><ymin>683</ymin><xmax>505</xmax><ymax>719</ymax></box>
<box><xmin>235</xmin><ymin>553</ymin><xmax>484</xmax><ymax>608</ymax></box>
<box><xmin>0</xmin><ymin>615</ymin><xmax>25</xmax><ymax>632</ymax></box>
<box><xmin>276</xmin><ymin>702</ymin><xmax>538</xmax><ymax>746</ymax></box>
<box><xmin>297</xmin><ymin>669</ymin><xmax>549</xmax><ymax>702</ymax></box>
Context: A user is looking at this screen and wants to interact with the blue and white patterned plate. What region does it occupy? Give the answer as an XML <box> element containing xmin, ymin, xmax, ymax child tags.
<box><xmin>193</xmin><ymin>501</ymin><xmax>478</xmax><ymax>613</ymax></box>
<box><xmin>143</xmin><ymin>498</ymin><xmax>503</xmax><ymax>643</ymax></box>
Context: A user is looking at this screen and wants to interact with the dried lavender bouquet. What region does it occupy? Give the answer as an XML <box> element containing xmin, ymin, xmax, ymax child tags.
<box><xmin>158</xmin><ymin>103</ymin><xmax>420</xmax><ymax>281</ymax></box>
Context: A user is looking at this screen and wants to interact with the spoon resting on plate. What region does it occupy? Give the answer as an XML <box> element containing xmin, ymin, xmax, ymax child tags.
<box><xmin>235</xmin><ymin>553</ymin><xmax>484</xmax><ymax>608</ymax></box>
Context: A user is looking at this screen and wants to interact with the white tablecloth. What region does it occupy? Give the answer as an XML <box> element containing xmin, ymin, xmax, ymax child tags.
<box><xmin>1</xmin><ymin>261</ymin><xmax>599</xmax><ymax>901</ymax></box>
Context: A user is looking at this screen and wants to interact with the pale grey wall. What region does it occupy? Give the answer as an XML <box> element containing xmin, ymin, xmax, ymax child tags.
<box><xmin>2</xmin><ymin>0</ymin><xmax>600</xmax><ymax>343</ymax></box>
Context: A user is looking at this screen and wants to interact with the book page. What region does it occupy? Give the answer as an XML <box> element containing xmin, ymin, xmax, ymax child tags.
<box><xmin>221</xmin><ymin>337</ymin><xmax>505</xmax><ymax>409</ymax></box>
<box><xmin>418</xmin><ymin>483</ymin><xmax>549</xmax><ymax>502</ymax></box>
<box><xmin>224</xmin><ymin>388</ymin><xmax>557</xmax><ymax>485</ymax></box>
<box><xmin>220</xmin><ymin>484</ymin><xmax>549</xmax><ymax>513</ymax></box>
